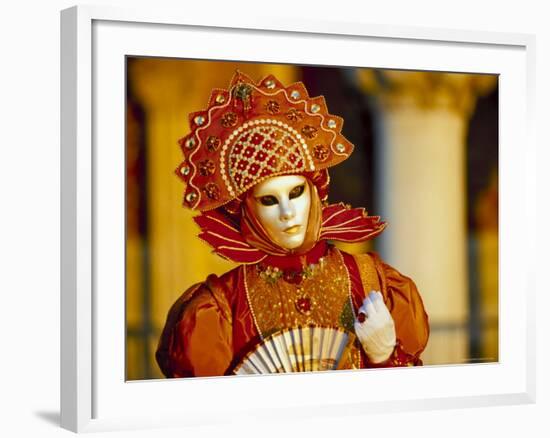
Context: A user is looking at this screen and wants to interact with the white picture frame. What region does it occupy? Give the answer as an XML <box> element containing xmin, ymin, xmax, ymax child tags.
<box><xmin>60</xmin><ymin>5</ymin><xmax>536</xmax><ymax>433</ymax></box>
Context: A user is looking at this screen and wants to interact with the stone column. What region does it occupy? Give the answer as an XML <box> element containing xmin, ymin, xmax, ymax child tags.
<box><xmin>357</xmin><ymin>70</ymin><xmax>496</xmax><ymax>365</ymax></box>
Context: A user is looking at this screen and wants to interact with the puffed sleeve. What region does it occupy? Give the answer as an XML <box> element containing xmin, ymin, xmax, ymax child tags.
<box><xmin>156</xmin><ymin>274</ymin><xmax>233</xmax><ymax>378</ymax></box>
<box><xmin>369</xmin><ymin>253</ymin><xmax>430</xmax><ymax>365</ymax></box>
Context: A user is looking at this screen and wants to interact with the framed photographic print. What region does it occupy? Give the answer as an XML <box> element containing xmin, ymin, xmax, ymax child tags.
<box><xmin>61</xmin><ymin>5</ymin><xmax>536</xmax><ymax>433</ymax></box>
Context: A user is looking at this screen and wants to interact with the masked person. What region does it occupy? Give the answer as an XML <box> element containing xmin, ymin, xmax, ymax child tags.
<box><xmin>156</xmin><ymin>72</ymin><xmax>429</xmax><ymax>378</ymax></box>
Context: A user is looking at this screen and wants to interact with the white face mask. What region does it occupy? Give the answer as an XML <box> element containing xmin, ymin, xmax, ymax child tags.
<box><xmin>250</xmin><ymin>175</ymin><xmax>311</xmax><ymax>250</ymax></box>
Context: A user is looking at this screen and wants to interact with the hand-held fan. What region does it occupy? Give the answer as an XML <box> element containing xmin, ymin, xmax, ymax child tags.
<box><xmin>233</xmin><ymin>326</ymin><xmax>356</xmax><ymax>374</ymax></box>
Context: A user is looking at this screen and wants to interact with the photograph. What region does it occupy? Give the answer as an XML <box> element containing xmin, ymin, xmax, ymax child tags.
<box><xmin>125</xmin><ymin>57</ymin><xmax>499</xmax><ymax>380</ymax></box>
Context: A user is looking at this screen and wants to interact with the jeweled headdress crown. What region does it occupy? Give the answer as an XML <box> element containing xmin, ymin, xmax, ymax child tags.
<box><xmin>176</xmin><ymin>71</ymin><xmax>354</xmax><ymax>211</ymax></box>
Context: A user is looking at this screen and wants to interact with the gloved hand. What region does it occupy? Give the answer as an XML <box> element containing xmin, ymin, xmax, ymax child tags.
<box><xmin>354</xmin><ymin>290</ymin><xmax>397</xmax><ymax>364</ymax></box>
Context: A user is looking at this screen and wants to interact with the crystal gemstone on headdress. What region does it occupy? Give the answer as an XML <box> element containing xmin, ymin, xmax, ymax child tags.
<box><xmin>264</xmin><ymin>79</ymin><xmax>276</xmax><ymax>89</ymax></box>
<box><xmin>234</xmin><ymin>83</ymin><xmax>253</xmax><ymax>100</ymax></box>
<box><xmin>184</xmin><ymin>137</ymin><xmax>196</xmax><ymax>150</ymax></box>
<box><xmin>194</xmin><ymin>115</ymin><xmax>206</xmax><ymax>126</ymax></box>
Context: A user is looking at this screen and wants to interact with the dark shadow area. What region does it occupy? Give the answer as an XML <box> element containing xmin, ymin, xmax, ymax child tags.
<box><xmin>34</xmin><ymin>410</ymin><xmax>60</xmax><ymax>427</ymax></box>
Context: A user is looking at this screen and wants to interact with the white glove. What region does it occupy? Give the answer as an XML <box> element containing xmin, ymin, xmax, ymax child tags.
<box><xmin>354</xmin><ymin>290</ymin><xmax>397</xmax><ymax>364</ymax></box>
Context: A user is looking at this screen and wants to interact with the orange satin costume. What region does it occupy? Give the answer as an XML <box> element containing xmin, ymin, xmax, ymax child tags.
<box><xmin>156</xmin><ymin>72</ymin><xmax>429</xmax><ymax>378</ymax></box>
<box><xmin>156</xmin><ymin>241</ymin><xmax>429</xmax><ymax>377</ymax></box>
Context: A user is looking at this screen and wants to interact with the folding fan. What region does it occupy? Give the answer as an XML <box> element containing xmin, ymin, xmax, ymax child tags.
<box><xmin>233</xmin><ymin>326</ymin><xmax>356</xmax><ymax>374</ymax></box>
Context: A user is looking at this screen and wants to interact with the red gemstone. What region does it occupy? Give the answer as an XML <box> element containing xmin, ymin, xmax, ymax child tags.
<box><xmin>357</xmin><ymin>312</ymin><xmax>366</xmax><ymax>323</ymax></box>
<box><xmin>251</xmin><ymin>133</ymin><xmax>264</xmax><ymax>145</ymax></box>
<box><xmin>296</xmin><ymin>297</ymin><xmax>311</xmax><ymax>313</ymax></box>
<box><xmin>244</xmin><ymin>145</ymin><xmax>255</xmax><ymax>157</ymax></box>
<box><xmin>283</xmin><ymin>270</ymin><xmax>303</xmax><ymax>284</ymax></box>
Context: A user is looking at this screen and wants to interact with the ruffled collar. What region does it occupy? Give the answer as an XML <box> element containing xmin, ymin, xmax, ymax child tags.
<box><xmin>194</xmin><ymin>202</ymin><xmax>386</xmax><ymax>265</ymax></box>
<box><xmin>261</xmin><ymin>240</ymin><xmax>328</xmax><ymax>272</ymax></box>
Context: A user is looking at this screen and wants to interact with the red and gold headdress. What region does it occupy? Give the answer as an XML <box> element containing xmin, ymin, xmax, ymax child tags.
<box><xmin>176</xmin><ymin>71</ymin><xmax>386</xmax><ymax>264</ymax></box>
<box><xmin>176</xmin><ymin>71</ymin><xmax>354</xmax><ymax>211</ymax></box>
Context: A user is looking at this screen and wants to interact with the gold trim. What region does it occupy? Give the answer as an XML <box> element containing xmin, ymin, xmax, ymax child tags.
<box><xmin>203</xmin><ymin>230</ymin><xmax>251</xmax><ymax>247</ymax></box>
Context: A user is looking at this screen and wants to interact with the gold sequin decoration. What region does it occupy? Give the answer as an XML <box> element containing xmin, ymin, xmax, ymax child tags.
<box><xmin>203</xmin><ymin>182</ymin><xmax>220</xmax><ymax>200</ymax></box>
<box><xmin>221</xmin><ymin>112</ymin><xmax>238</xmax><ymax>128</ymax></box>
<box><xmin>301</xmin><ymin>125</ymin><xmax>318</xmax><ymax>139</ymax></box>
<box><xmin>352</xmin><ymin>253</ymin><xmax>382</xmax><ymax>298</ymax></box>
<box><xmin>198</xmin><ymin>159</ymin><xmax>216</xmax><ymax>176</ymax></box>
<box><xmin>206</xmin><ymin>135</ymin><xmax>221</xmax><ymax>152</ymax></box>
<box><xmin>244</xmin><ymin>246</ymin><xmax>362</xmax><ymax>369</ymax></box>
<box><xmin>286</xmin><ymin>108</ymin><xmax>304</xmax><ymax>122</ymax></box>
<box><xmin>313</xmin><ymin>144</ymin><xmax>329</xmax><ymax>162</ymax></box>
<box><xmin>265</xmin><ymin>100</ymin><xmax>280</xmax><ymax>114</ymax></box>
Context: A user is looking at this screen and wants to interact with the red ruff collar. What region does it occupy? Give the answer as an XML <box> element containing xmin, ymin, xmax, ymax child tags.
<box><xmin>194</xmin><ymin>203</ymin><xmax>386</xmax><ymax>264</ymax></box>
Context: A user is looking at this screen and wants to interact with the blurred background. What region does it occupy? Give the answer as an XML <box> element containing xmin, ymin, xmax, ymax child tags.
<box><xmin>126</xmin><ymin>58</ymin><xmax>498</xmax><ymax>380</ymax></box>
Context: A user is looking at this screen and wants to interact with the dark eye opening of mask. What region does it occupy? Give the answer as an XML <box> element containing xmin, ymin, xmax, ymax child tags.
<box><xmin>289</xmin><ymin>184</ymin><xmax>305</xmax><ymax>200</ymax></box>
<box><xmin>259</xmin><ymin>195</ymin><xmax>278</xmax><ymax>206</ymax></box>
